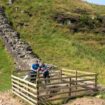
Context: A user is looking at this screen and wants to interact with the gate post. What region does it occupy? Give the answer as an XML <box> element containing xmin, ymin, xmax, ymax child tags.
<box><xmin>69</xmin><ymin>77</ymin><xmax>71</xmax><ymax>96</ymax></box>
<box><xmin>95</xmin><ymin>73</ymin><xmax>98</xmax><ymax>91</ymax></box>
<box><xmin>60</xmin><ymin>70</ymin><xmax>62</xmax><ymax>82</ymax></box>
<box><xmin>75</xmin><ymin>70</ymin><xmax>78</xmax><ymax>96</ymax></box>
<box><xmin>36</xmin><ymin>71</ymin><xmax>39</xmax><ymax>105</ymax></box>
<box><xmin>36</xmin><ymin>80</ymin><xmax>39</xmax><ymax>105</ymax></box>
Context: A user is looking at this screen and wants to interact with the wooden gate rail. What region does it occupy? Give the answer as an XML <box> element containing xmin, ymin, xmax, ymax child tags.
<box><xmin>11</xmin><ymin>75</ymin><xmax>38</xmax><ymax>105</ymax></box>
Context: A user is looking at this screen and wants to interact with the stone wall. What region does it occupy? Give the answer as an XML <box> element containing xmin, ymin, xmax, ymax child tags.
<box><xmin>0</xmin><ymin>7</ymin><xmax>40</xmax><ymax>70</ymax></box>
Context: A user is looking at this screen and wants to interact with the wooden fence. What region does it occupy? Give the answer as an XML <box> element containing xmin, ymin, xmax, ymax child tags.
<box><xmin>11</xmin><ymin>75</ymin><xmax>38</xmax><ymax>105</ymax></box>
<box><xmin>11</xmin><ymin>68</ymin><xmax>98</xmax><ymax>105</ymax></box>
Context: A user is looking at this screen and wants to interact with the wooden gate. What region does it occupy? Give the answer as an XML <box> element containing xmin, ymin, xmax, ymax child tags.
<box><xmin>11</xmin><ymin>68</ymin><xmax>98</xmax><ymax>105</ymax></box>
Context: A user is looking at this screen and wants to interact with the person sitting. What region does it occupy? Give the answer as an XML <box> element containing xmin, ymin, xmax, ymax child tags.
<box><xmin>31</xmin><ymin>60</ymin><xmax>39</xmax><ymax>72</ymax></box>
<box><xmin>24</xmin><ymin>60</ymin><xmax>39</xmax><ymax>82</ymax></box>
<box><xmin>40</xmin><ymin>62</ymin><xmax>50</xmax><ymax>84</ymax></box>
<box><xmin>29</xmin><ymin>60</ymin><xmax>40</xmax><ymax>82</ymax></box>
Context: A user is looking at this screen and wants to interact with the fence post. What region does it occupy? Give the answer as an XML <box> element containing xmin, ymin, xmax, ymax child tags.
<box><xmin>36</xmin><ymin>70</ymin><xmax>39</xmax><ymax>105</ymax></box>
<box><xmin>18</xmin><ymin>79</ymin><xmax>21</xmax><ymax>95</ymax></box>
<box><xmin>36</xmin><ymin>80</ymin><xmax>39</xmax><ymax>105</ymax></box>
<box><xmin>11</xmin><ymin>75</ymin><xmax>14</xmax><ymax>92</ymax></box>
<box><xmin>75</xmin><ymin>70</ymin><xmax>78</xmax><ymax>96</ymax></box>
<box><xmin>60</xmin><ymin>70</ymin><xmax>62</xmax><ymax>82</ymax></box>
<box><xmin>69</xmin><ymin>77</ymin><xmax>71</xmax><ymax>96</ymax></box>
<box><xmin>95</xmin><ymin>73</ymin><xmax>98</xmax><ymax>91</ymax></box>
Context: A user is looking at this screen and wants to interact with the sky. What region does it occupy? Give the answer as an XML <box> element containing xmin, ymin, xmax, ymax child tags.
<box><xmin>84</xmin><ymin>0</ymin><xmax>105</xmax><ymax>5</ymax></box>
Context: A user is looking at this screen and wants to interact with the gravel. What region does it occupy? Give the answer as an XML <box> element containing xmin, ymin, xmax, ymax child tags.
<box><xmin>66</xmin><ymin>97</ymin><xmax>105</xmax><ymax>105</ymax></box>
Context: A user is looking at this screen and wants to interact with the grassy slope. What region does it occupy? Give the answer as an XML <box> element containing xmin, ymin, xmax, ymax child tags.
<box><xmin>1</xmin><ymin>0</ymin><xmax>105</xmax><ymax>84</ymax></box>
<box><xmin>91</xmin><ymin>4</ymin><xmax>105</xmax><ymax>14</ymax></box>
<box><xmin>0</xmin><ymin>38</ymin><xmax>14</xmax><ymax>91</ymax></box>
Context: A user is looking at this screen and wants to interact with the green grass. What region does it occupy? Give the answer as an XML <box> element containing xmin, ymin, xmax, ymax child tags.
<box><xmin>0</xmin><ymin>38</ymin><xmax>14</xmax><ymax>91</ymax></box>
<box><xmin>91</xmin><ymin>4</ymin><xmax>105</xmax><ymax>14</ymax></box>
<box><xmin>1</xmin><ymin>0</ymin><xmax>105</xmax><ymax>85</ymax></box>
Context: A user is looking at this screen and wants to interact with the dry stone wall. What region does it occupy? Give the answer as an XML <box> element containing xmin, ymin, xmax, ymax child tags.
<box><xmin>0</xmin><ymin>7</ymin><xmax>40</xmax><ymax>70</ymax></box>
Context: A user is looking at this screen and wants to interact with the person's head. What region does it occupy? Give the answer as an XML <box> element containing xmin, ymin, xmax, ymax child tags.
<box><xmin>41</xmin><ymin>62</ymin><xmax>45</xmax><ymax>66</ymax></box>
<box><xmin>35</xmin><ymin>60</ymin><xmax>39</xmax><ymax>64</ymax></box>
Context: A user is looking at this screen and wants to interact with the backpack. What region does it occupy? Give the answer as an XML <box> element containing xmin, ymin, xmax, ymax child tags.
<box><xmin>32</xmin><ymin>64</ymin><xmax>39</xmax><ymax>70</ymax></box>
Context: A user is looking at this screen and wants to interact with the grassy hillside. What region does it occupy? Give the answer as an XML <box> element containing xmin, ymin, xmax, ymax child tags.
<box><xmin>1</xmin><ymin>0</ymin><xmax>105</xmax><ymax>85</ymax></box>
<box><xmin>91</xmin><ymin>4</ymin><xmax>105</xmax><ymax>14</ymax></box>
<box><xmin>0</xmin><ymin>38</ymin><xmax>14</xmax><ymax>91</ymax></box>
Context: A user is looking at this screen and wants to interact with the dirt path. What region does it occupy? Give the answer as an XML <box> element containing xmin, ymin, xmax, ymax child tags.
<box><xmin>1</xmin><ymin>91</ymin><xmax>105</xmax><ymax>105</ymax></box>
<box><xmin>66</xmin><ymin>97</ymin><xmax>105</xmax><ymax>105</ymax></box>
<box><xmin>0</xmin><ymin>91</ymin><xmax>27</xmax><ymax>105</ymax></box>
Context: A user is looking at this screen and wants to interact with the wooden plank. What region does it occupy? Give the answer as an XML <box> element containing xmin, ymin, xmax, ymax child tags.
<box><xmin>12</xmin><ymin>91</ymin><xmax>36</xmax><ymax>105</ymax></box>
<box><xmin>12</xmin><ymin>79</ymin><xmax>37</xmax><ymax>93</ymax></box>
<box><xmin>62</xmin><ymin>79</ymin><xmax>95</xmax><ymax>89</ymax></box>
<box><xmin>77</xmin><ymin>71</ymin><xmax>96</xmax><ymax>75</ymax></box>
<box><xmin>72</xmin><ymin>79</ymin><xmax>95</xmax><ymax>82</ymax></box>
<box><xmin>62</xmin><ymin>74</ymin><xmax>96</xmax><ymax>82</ymax></box>
<box><xmin>39</xmin><ymin>89</ymin><xmax>87</xmax><ymax>98</ymax></box>
<box><xmin>39</xmin><ymin>85</ymin><xmax>74</xmax><ymax>92</ymax></box>
<box><xmin>66</xmin><ymin>78</ymin><xmax>95</xmax><ymax>85</ymax></box>
<box><xmin>46</xmin><ymin>81</ymin><xmax>70</xmax><ymax>86</ymax></box>
<box><xmin>39</xmin><ymin>91</ymin><xmax>69</xmax><ymax>98</ymax></box>
<box><xmin>63</xmin><ymin>72</ymin><xmax>96</xmax><ymax>78</ymax></box>
<box><xmin>62</xmin><ymin>72</ymin><xmax>75</xmax><ymax>76</ymax></box>
<box><xmin>43</xmin><ymin>78</ymin><xmax>95</xmax><ymax>87</ymax></box>
<box><xmin>12</xmin><ymin>83</ymin><xmax>37</xmax><ymax>98</ymax></box>
<box><xmin>62</xmin><ymin>68</ymin><xmax>96</xmax><ymax>75</ymax></box>
<box><xmin>48</xmin><ymin>96</ymin><xmax>68</xmax><ymax>101</ymax></box>
<box><xmin>62</xmin><ymin>68</ymin><xmax>76</xmax><ymax>72</ymax></box>
<box><xmin>31</xmin><ymin>73</ymin><xmax>60</xmax><ymax>79</ymax></box>
<box><xmin>12</xmin><ymin>87</ymin><xmax>37</xmax><ymax>104</ymax></box>
<box><xmin>47</xmin><ymin>90</ymin><xmax>96</xmax><ymax>102</ymax></box>
<box><xmin>12</xmin><ymin>75</ymin><xmax>37</xmax><ymax>87</ymax></box>
<box><xmin>11</xmin><ymin>75</ymin><xmax>36</xmax><ymax>87</ymax></box>
<box><xmin>37</xmin><ymin>70</ymin><xmax>60</xmax><ymax>75</ymax></box>
<box><xmin>71</xmin><ymin>88</ymin><xmax>87</xmax><ymax>93</ymax></box>
<box><xmin>40</xmin><ymin>76</ymin><xmax>70</xmax><ymax>81</ymax></box>
<box><xmin>76</xmin><ymin>74</ymin><xmax>96</xmax><ymax>78</ymax></box>
<box><xmin>72</xmin><ymin>83</ymin><xmax>96</xmax><ymax>90</ymax></box>
<box><xmin>17</xmin><ymin>70</ymin><xmax>60</xmax><ymax>73</ymax></box>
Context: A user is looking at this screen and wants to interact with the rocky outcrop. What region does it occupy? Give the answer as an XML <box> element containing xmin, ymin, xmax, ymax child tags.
<box><xmin>0</xmin><ymin>7</ymin><xmax>40</xmax><ymax>70</ymax></box>
<box><xmin>53</xmin><ymin>11</ymin><xmax>105</xmax><ymax>33</ymax></box>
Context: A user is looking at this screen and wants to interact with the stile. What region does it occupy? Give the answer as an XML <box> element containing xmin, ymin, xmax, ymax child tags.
<box><xmin>11</xmin><ymin>68</ymin><xmax>98</xmax><ymax>105</ymax></box>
